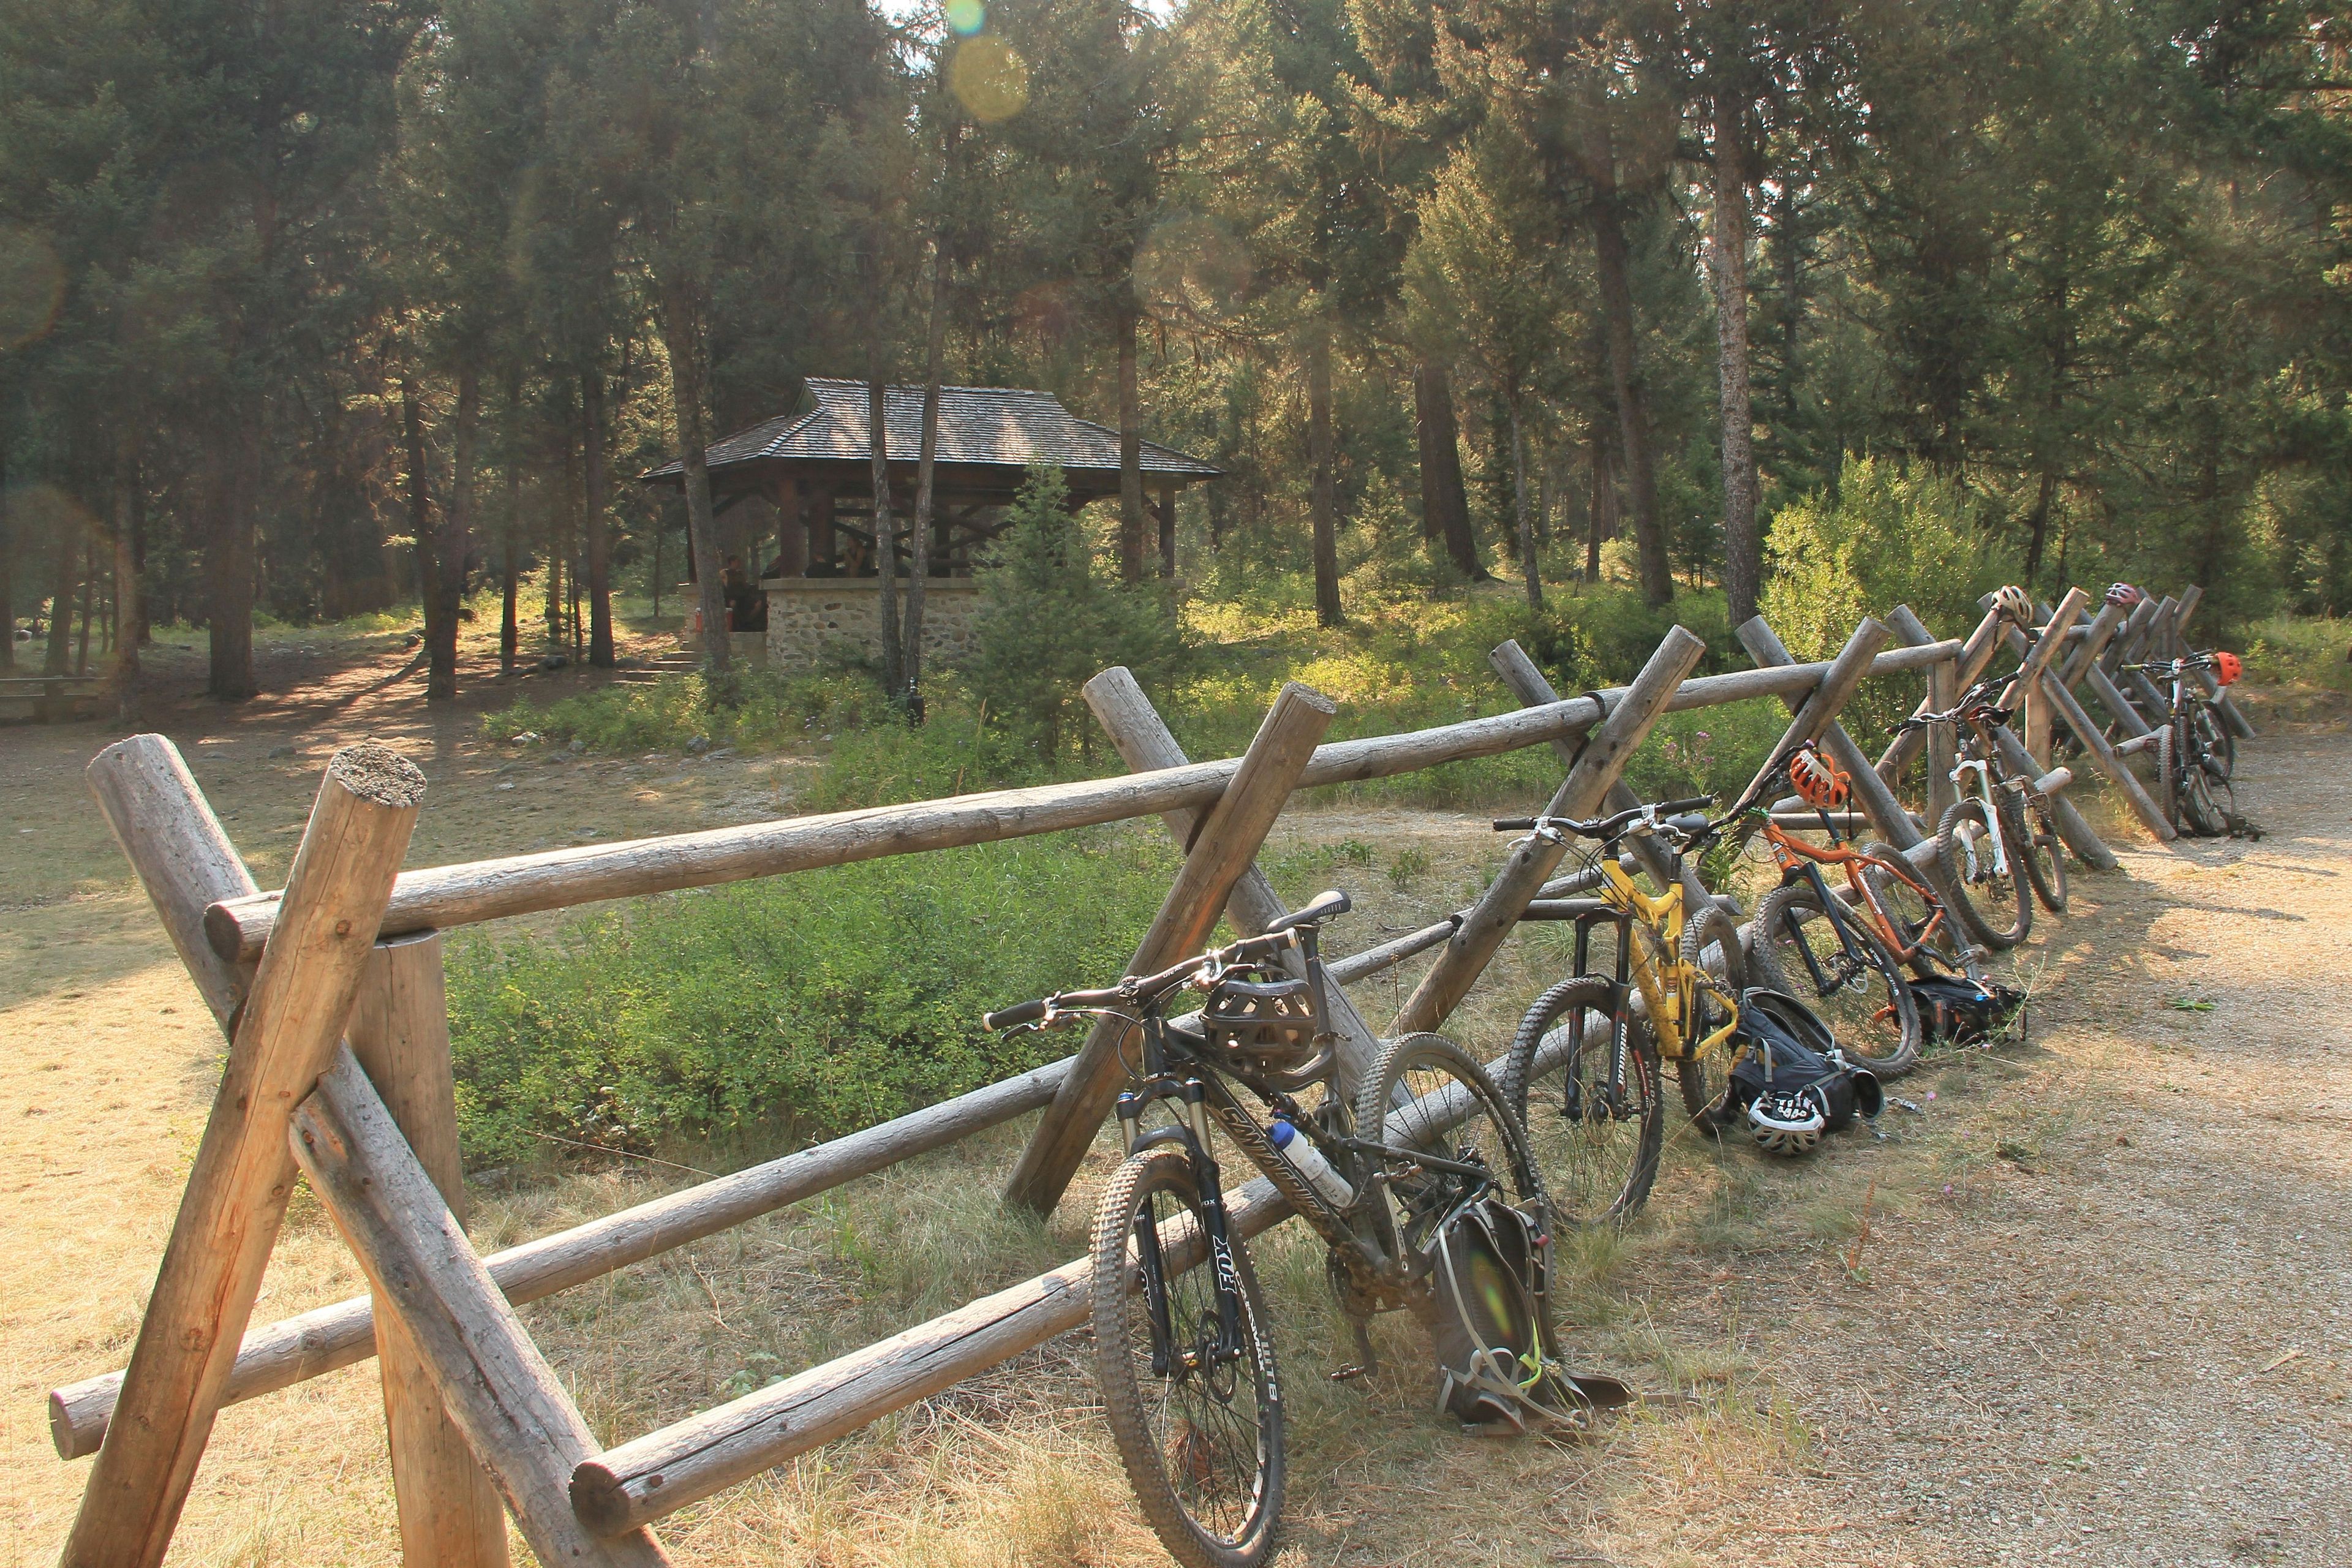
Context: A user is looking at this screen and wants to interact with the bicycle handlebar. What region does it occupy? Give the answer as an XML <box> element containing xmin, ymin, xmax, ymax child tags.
<box><xmin>1492</xmin><ymin>794</ymin><xmax>1714</xmax><ymax>842</ymax></box>
<box><xmin>985</xmin><ymin>891</ymin><xmax>1351</xmax><ymax>1031</ymax></box>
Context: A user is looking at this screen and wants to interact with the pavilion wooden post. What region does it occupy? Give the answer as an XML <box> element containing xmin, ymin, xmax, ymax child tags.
<box><xmin>292</xmin><ymin>1050</ymin><xmax>673</xmax><ymax>1567</ymax></box>
<box><xmin>64</xmin><ymin>742</ymin><xmax>424</xmax><ymax>1568</ymax></box>
<box><xmin>347</xmin><ymin>932</ymin><xmax>513</xmax><ymax>1568</ymax></box>
<box><xmin>1082</xmin><ymin>666</ymin><xmax>1384</xmax><ymax>1099</ymax></box>
<box><xmin>1391</xmin><ymin>627</ymin><xmax>1705</xmax><ymax>1036</ymax></box>
<box><xmin>1006</xmin><ymin>680</ymin><xmax>1338</xmax><ymax>1215</ymax></box>
<box><xmin>1156</xmin><ymin>483</ymin><xmax>1177</xmax><ymax>576</ymax></box>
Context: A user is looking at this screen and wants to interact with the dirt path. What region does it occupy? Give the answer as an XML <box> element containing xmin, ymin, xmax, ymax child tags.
<box><xmin>2</xmin><ymin>647</ymin><xmax>2346</xmax><ymax>1567</ymax></box>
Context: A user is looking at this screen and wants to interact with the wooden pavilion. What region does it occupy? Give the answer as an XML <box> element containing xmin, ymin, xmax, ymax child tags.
<box><xmin>644</xmin><ymin>378</ymin><xmax>1221</xmax><ymax>669</ymax></box>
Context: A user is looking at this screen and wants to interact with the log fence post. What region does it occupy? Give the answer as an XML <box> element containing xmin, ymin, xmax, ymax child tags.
<box><xmin>2005</xmin><ymin>588</ymin><xmax>2088</xmax><ymax>769</ymax></box>
<box><xmin>64</xmin><ymin>742</ymin><xmax>424</xmax><ymax>1568</ymax></box>
<box><xmin>1005</xmin><ymin>680</ymin><xmax>1338</xmax><ymax>1215</ymax></box>
<box><xmin>1879</xmin><ymin>604</ymin><xmax>2005</xmax><ymax>781</ymax></box>
<box><xmin>1736</xmin><ymin>617</ymin><xmax>1934</xmax><ymax>869</ymax></box>
<box><xmin>347</xmin><ymin>932</ymin><xmax>513</xmax><ymax>1568</ymax></box>
<box><xmin>1885</xmin><ymin>606</ymin><xmax>1959</xmax><ymax>827</ymax></box>
<box><xmin>293</xmin><ymin>1049</ymin><xmax>673</xmax><ymax>1566</ymax></box>
<box><xmin>1082</xmin><ymin>665</ymin><xmax>1384</xmax><ymax>1100</ymax></box>
<box><xmin>1390</xmin><ymin>627</ymin><xmax>1706</xmax><ymax>1036</ymax></box>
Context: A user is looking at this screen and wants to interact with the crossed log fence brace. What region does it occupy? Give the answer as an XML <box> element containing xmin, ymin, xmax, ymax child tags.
<box><xmin>46</xmin><ymin>590</ymin><xmax>2234</xmax><ymax>1566</ymax></box>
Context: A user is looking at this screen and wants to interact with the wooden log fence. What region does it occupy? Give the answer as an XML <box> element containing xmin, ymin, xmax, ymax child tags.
<box><xmin>44</xmin><ymin>590</ymin><xmax>2231</xmax><ymax>1564</ymax></box>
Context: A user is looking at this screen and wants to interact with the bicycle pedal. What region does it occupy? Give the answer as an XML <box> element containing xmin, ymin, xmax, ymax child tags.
<box><xmin>1330</xmin><ymin>1363</ymin><xmax>1373</xmax><ymax>1384</ymax></box>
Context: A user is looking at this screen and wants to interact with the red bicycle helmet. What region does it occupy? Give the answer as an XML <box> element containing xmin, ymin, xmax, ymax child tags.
<box><xmin>1789</xmin><ymin>747</ymin><xmax>1851</xmax><ymax>811</ymax></box>
<box><xmin>2212</xmin><ymin>650</ymin><xmax>2242</xmax><ymax>685</ymax></box>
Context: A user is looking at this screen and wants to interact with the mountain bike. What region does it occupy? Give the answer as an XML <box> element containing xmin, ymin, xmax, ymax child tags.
<box><xmin>1738</xmin><ymin>744</ymin><xmax>1984</xmax><ymax>1077</ymax></box>
<box><xmin>1489</xmin><ymin>794</ymin><xmax>1749</xmax><ymax>1226</ymax></box>
<box><xmin>1896</xmin><ymin>675</ymin><xmax>2068</xmax><ymax>950</ymax></box>
<box><xmin>2126</xmin><ymin>651</ymin><xmax>2239</xmax><ymax>836</ymax></box>
<box><xmin>987</xmin><ymin>892</ymin><xmax>1569</xmax><ymax>1568</ymax></box>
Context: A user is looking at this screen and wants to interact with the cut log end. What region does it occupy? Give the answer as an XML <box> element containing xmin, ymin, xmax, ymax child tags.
<box><xmin>570</xmin><ymin>1468</ymin><xmax>631</xmax><ymax>1537</ymax></box>
<box><xmin>329</xmin><ymin>741</ymin><xmax>428</xmax><ymax>809</ymax></box>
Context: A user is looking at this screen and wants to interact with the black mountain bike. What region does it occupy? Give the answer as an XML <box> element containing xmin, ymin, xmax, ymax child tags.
<box><xmin>987</xmin><ymin>892</ymin><xmax>1568</xmax><ymax>1568</ymax></box>
<box><xmin>2127</xmin><ymin>651</ymin><xmax>2237</xmax><ymax>836</ymax></box>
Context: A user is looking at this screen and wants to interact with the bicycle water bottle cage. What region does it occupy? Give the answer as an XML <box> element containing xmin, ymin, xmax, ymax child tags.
<box><xmin>1188</xmin><ymin>970</ymin><xmax>1332</xmax><ymax>1087</ymax></box>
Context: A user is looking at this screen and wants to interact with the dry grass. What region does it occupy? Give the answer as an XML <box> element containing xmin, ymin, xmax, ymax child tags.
<box><xmin>6</xmin><ymin>636</ymin><xmax>2348</xmax><ymax>1567</ymax></box>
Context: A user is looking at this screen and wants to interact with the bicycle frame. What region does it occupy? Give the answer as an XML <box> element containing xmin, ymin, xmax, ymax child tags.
<box><xmin>1552</xmin><ymin>843</ymin><xmax>1742</xmax><ymax>1067</ymax></box>
<box><xmin>1756</xmin><ymin>816</ymin><xmax>1957</xmax><ymax>970</ymax></box>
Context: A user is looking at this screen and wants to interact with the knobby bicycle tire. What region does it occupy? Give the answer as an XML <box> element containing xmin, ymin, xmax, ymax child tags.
<box><xmin>1090</xmin><ymin>1146</ymin><xmax>1284</xmax><ymax>1568</ymax></box>
<box><xmin>1858</xmin><ymin>842</ymin><xmax>1975</xmax><ymax>978</ymax></box>
<box><xmin>2194</xmin><ymin>705</ymin><xmax>2236</xmax><ymax>783</ymax></box>
<box><xmin>2011</xmin><ymin>788</ymin><xmax>2067</xmax><ymax>913</ymax></box>
<box><xmin>1676</xmin><ymin>905</ymin><xmax>1749</xmax><ymax>1122</ymax></box>
<box><xmin>1358</xmin><ymin>1033</ymin><xmax>1544</xmax><ymax>1282</ymax></box>
<box><xmin>1936</xmin><ymin>797</ymin><xmax>2031</xmax><ymax>949</ymax></box>
<box><xmin>1747</xmin><ymin>880</ymin><xmax>1923</xmax><ymax>1076</ymax></box>
<box><xmin>2180</xmin><ymin>737</ymin><xmax>2232</xmax><ymax>836</ymax></box>
<box><xmin>2156</xmin><ymin>724</ymin><xmax>2181</xmax><ymax>832</ymax></box>
<box><xmin>1502</xmin><ymin>976</ymin><xmax>1662</xmax><ymax>1226</ymax></box>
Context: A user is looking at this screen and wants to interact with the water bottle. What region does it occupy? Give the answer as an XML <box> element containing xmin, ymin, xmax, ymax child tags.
<box><xmin>1268</xmin><ymin>1117</ymin><xmax>1354</xmax><ymax>1209</ymax></box>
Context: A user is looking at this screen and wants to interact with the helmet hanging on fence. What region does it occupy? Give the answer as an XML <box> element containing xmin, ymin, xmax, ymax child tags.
<box><xmin>1788</xmin><ymin>747</ymin><xmax>1851</xmax><ymax>812</ymax></box>
<box><xmin>2212</xmin><ymin>650</ymin><xmax>2243</xmax><ymax>685</ymax></box>
<box><xmin>2105</xmin><ymin>582</ymin><xmax>2145</xmax><ymax>609</ymax></box>
<box><xmin>1993</xmin><ymin>584</ymin><xmax>2037</xmax><ymax>628</ymax></box>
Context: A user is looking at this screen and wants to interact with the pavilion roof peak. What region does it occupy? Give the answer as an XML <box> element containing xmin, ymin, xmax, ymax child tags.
<box><xmin>644</xmin><ymin>378</ymin><xmax>1220</xmax><ymax>481</ymax></box>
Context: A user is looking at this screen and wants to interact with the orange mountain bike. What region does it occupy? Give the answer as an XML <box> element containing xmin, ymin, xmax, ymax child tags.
<box><xmin>1736</xmin><ymin>744</ymin><xmax>1969</xmax><ymax>1077</ymax></box>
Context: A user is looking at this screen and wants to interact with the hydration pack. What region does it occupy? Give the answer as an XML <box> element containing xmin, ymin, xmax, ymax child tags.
<box><xmin>1429</xmin><ymin>1196</ymin><xmax>1629</xmax><ymax>1433</ymax></box>
<box><xmin>1724</xmin><ymin>989</ymin><xmax>1883</xmax><ymax>1155</ymax></box>
<box><xmin>1909</xmin><ymin>973</ymin><xmax>2027</xmax><ymax>1048</ymax></box>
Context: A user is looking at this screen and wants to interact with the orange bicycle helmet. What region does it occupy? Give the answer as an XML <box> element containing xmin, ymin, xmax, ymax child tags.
<box><xmin>1789</xmin><ymin>747</ymin><xmax>1851</xmax><ymax>811</ymax></box>
<box><xmin>1992</xmin><ymin>584</ymin><xmax>2036</xmax><ymax>628</ymax></box>
<box><xmin>2212</xmin><ymin>650</ymin><xmax>2242</xmax><ymax>685</ymax></box>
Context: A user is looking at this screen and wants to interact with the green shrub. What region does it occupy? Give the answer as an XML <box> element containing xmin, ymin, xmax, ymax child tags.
<box><xmin>483</xmin><ymin>670</ymin><xmax>885</xmax><ymax>755</ymax></box>
<box><xmin>968</xmin><ymin>465</ymin><xmax>1189</xmax><ymax>759</ymax></box>
<box><xmin>445</xmin><ymin>829</ymin><xmax>1182</xmax><ymax>1166</ymax></box>
<box><xmin>1762</xmin><ymin>458</ymin><xmax>2014</xmax><ymax>657</ymax></box>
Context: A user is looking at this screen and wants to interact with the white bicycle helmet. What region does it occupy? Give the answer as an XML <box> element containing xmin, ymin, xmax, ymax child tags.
<box><xmin>1747</xmin><ymin>1087</ymin><xmax>1826</xmax><ymax>1157</ymax></box>
<box><xmin>1992</xmin><ymin>584</ymin><xmax>2036</xmax><ymax>629</ymax></box>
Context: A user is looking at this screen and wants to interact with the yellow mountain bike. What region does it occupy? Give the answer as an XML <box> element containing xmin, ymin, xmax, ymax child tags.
<box><xmin>1492</xmin><ymin>796</ymin><xmax>1748</xmax><ymax>1224</ymax></box>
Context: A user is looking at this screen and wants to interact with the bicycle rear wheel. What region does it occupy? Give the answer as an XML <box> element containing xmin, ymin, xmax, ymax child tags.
<box><xmin>2180</xmin><ymin>738</ymin><xmax>2232</xmax><ymax>836</ymax></box>
<box><xmin>1502</xmin><ymin>977</ymin><xmax>1662</xmax><ymax>1226</ymax></box>
<box><xmin>1936</xmin><ymin>798</ymin><xmax>2031</xmax><ymax>948</ymax></box>
<box><xmin>2194</xmin><ymin>705</ymin><xmax>2236</xmax><ymax>782</ymax></box>
<box><xmin>1747</xmin><ymin>881</ymin><xmax>1922</xmax><ymax>1075</ymax></box>
<box><xmin>1358</xmin><ymin>1033</ymin><xmax>1544</xmax><ymax>1268</ymax></box>
<box><xmin>2013</xmin><ymin>790</ymin><xmax>2067</xmax><ymax>912</ymax></box>
<box><xmin>1860</xmin><ymin>844</ymin><xmax>1972</xmax><ymax>974</ymax></box>
<box><xmin>1675</xmin><ymin>905</ymin><xmax>1748</xmax><ymax>1123</ymax></box>
<box><xmin>1090</xmin><ymin>1147</ymin><xmax>1283</xmax><ymax>1568</ymax></box>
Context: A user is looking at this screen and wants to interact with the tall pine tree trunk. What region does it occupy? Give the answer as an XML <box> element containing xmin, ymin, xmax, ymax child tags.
<box><xmin>1586</xmin><ymin>423</ymin><xmax>1615</xmax><ymax>584</ymax></box>
<box><xmin>113</xmin><ymin>432</ymin><xmax>139</xmax><ymax>677</ymax></box>
<box><xmin>1307</xmin><ymin>323</ymin><xmax>1343</xmax><ymax>627</ymax></box>
<box><xmin>905</xmin><ymin>241</ymin><xmax>948</xmax><ymax>709</ymax></box>
<box><xmin>208</xmin><ymin>433</ymin><xmax>258</xmax><ymax>699</ymax></box>
<box><xmin>76</xmin><ymin>534</ymin><xmax>94</xmax><ymax>673</ymax></box>
<box><xmin>1589</xmin><ymin>196</ymin><xmax>1674</xmax><ymax>607</ymax></box>
<box><xmin>1508</xmin><ymin>396</ymin><xmax>1544</xmax><ymax>612</ymax></box>
<box><xmin>501</xmin><ymin>371</ymin><xmax>521</xmax><ymax>673</ymax></box>
<box><xmin>867</xmin><ymin>336</ymin><xmax>904</xmax><ymax>699</ymax></box>
<box><xmin>0</xmin><ymin>440</ymin><xmax>13</xmax><ymax>671</ymax></box>
<box><xmin>426</xmin><ymin>362</ymin><xmax>477</xmax><ymax>700</ymax></box>
<box><xmin>1709</xmin><ymin>102</ymin><xmax>1761</xmax><ymax>627</ymax></box>
<box><xmin>658</xmin><ymin>289</ymin><xmax>729</xmax><ymax>674</ymax></box>
<box><xmin>583</xmin><ymin>368</ymin><xmax>614</xmax><ymax>667</ymax></box>
<box><xmin>1414</xmin><ymin>357</ymin><xmax>1483</xmax><ymax>579</ymax></box>
<box><xmin>1116</xmin><ymin>291</ymin><xmax>1146</xmax><ymax>582</ymax></box>
<box><xmin>401</xmin><ymin>371</ymin><xmax>440</xmax><ymax>662</ymax></box>
<box><xmin>44</xmin><ymin>512</ymin><xmax>77</xmax><ymax>675</ymax></box>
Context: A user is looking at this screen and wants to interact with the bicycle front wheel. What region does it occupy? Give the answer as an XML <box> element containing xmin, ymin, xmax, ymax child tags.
<box><xmin>2180</xmin><ymin>740</ymin><xmax>2233</xmax><ymax>837</ymax></box>
<box><xmin>1747</xmin><ymin>881</ymin><xmax>1923</xmax><ymax>1075</ymax></box>
<box><xmin>1358</xmin><ymin>1033</ymin><xmax>1544</xmax><ymax>1270</ymax></box>
<box><xmin>1502</xmin><ymin>977</ymin><xmax>1662</xmax><ymax>1226</ymax></box>
<box><xmin>2194</xmin><ymin>705</ymin><xmax>2236</xmax><ymax>782</ymax></box>
<box><xmin>1937</xmin><ymin>798</ymin><xmax>2031</xmax><ymax>948</ymax></box>
<box><xmin>1090</xmin><ymin>1147</ymin><xmax>1283</xmax><ymax>1568</ymax></box>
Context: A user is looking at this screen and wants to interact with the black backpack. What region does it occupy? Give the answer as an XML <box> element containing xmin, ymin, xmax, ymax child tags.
<box><xmin>1909</xmin><ymin>973</ymin><xmax>2026</xmax><ymax>1047</ymax></box>
<box><xmin>1723</xmin><ymin>989</ymin><xmax>1883</xmax><ymax>1147</ymax></box>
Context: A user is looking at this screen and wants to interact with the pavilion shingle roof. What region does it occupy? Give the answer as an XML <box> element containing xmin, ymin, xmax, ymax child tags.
<box><xmin>646</xmin><ymin>379</ymin><xmax>1220</xmax><ymax>480</ymax></box>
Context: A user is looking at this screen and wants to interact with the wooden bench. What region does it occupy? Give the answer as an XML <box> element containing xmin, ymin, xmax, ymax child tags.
<box><xmin>0</xmin><ymin>673</ymin><xmax>110</xmax><ymax>723</ymax></box>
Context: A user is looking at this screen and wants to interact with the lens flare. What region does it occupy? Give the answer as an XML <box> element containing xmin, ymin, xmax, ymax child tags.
<box><xmin>950</xmin><ymin>35</ymin><xmax>1029</xmax><ymax>124</ymax></box>
<box><xmin>0</xmin><ymin>225</ymin><xmax>64</xmax><ymax>351</ymax></box>
<box><xmin>944</xmin><ymin>0</ymin><xmax>984</xmax><ymax>35</ymax></box>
